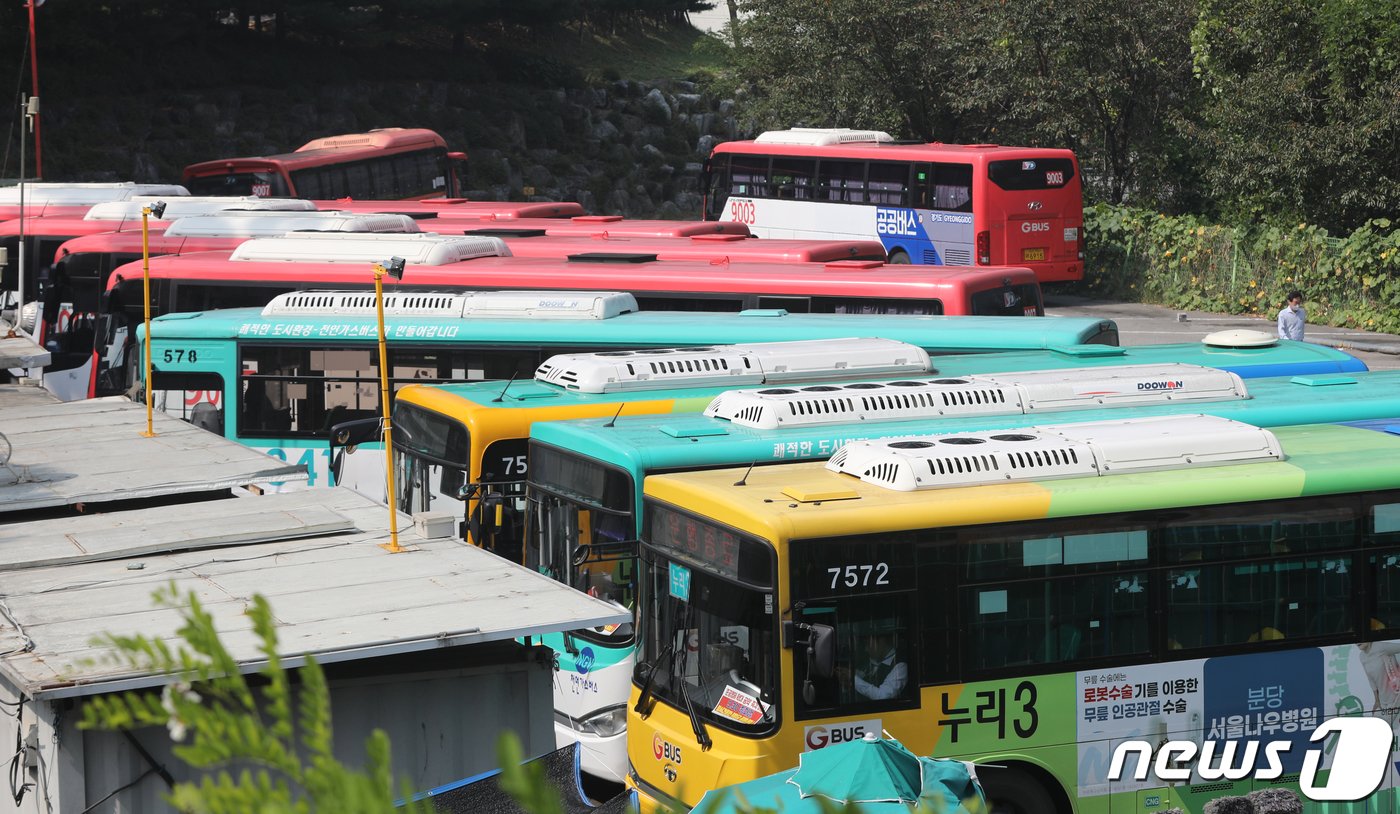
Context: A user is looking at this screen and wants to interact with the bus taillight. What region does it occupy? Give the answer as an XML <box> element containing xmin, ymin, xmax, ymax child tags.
<box><xmin>976</xmin><ymin>230</ymin><xmax>991</xmax><ymax>265</ymax></box>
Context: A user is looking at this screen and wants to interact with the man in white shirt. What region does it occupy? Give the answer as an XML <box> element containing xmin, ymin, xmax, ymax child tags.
<box><xmin>1277</xmin><ymin>290</ymin><xmax>1306</xmax><ymax>341</ymax></box>
<box><xmin>853</xmin><ymin>630</ymin><xmax>908</xmax><ymax>701</ymax></box>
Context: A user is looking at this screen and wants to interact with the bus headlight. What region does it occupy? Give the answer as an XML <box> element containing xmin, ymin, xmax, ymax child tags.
<box><xmin>576</xmin><ymin>704</ymin><xmax>628</xmax><ymax>737</ymax></box>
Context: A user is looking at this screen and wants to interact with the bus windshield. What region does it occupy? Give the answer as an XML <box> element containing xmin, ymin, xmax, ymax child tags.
<box><xmin>186</xmin><ymin>170</ymin><xmax>291</xmax><ymax>197</ymax></box>
<box><xmin>637</xmin><ymin>507</ymin><xmax>777</xmax><ymax>734</ymax></box>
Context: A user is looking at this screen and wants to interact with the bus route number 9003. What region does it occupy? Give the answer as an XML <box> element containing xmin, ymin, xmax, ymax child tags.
<box><xmin>729</xmin><ymin>199</ymin><xmax>756</xmax><ymax>225</ymax></box>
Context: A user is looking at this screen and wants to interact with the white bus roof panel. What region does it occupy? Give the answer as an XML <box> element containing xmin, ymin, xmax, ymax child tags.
<box><xmin>229</xmin><ymin>233</ymin><xmax>511</xmax><ymax>265</ymax></box>
<box><xmin>0</xmin><ymin>182</ymin><xmax>190</xmax><ymax>205</ymax></box>
<box><xmin>752</xmin><ymin>128</ymin><xmax>896</xmax><ymax>146</ymax></box>
<box><xmin>826</xmin><ymin>414</ymin><xmax>1284</xmax><ymax>491</ymax></box>
<box><xmin>704</xmin><ymin>363</ymin><xmax>1250</xmax><ymax>429</ymax></box>
<box><xmin>536</xmin><ymin>338</ymin><xmax>932</xmax><ymax>393</ymax></box>
<box><xmin>84</xmin><ymin>196</ymin><xmax>318</xmax><ymax>221</ymax></box>
<box><xmin>164</xmin><ymin>211</ymin><xmax>421</xmax><ymax>237</ymax></box>
<box><xmin>261</xmin><ymin>290</ymin><xmax>637</xmax><ymax>320</ymax></box>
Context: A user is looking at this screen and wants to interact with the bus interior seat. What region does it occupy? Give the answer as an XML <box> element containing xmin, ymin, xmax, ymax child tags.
<box><xmin>188</xmin><ymin>401</ymin><xmax>223</xmax><ymax>435</ymax></box>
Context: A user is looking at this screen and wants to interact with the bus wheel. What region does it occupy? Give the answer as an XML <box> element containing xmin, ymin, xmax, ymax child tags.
<box><xmin>888</xmin><ymin>249</ymin><xmax>911</xmax><ymax>264</ymax></box>
<box><xmin>980</xmin><ymin>765</ymin><xmax>1066</xmax><ymax>814</ymax></box>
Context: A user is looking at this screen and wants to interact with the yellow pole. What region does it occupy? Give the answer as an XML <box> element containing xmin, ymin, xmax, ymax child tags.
<box><xmin>374</xmin><ymin>264</ymin><xmax>404</xmax><ymax>553</ymax></box>
<box><xmin>140</xmin><ymin>206</ymin><xmax>156</xmax><ymax>438</ymax></box>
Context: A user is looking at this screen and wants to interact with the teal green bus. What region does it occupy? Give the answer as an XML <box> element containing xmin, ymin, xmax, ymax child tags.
<box><xmin>138</xmin><ymin>290</ymin><xmax>1119</xmax><ymax>495</ymax></box>
<box><xmin>529</xmin><ymin>365</ymin><xmax>1400</xmax><ymax>786</ymax></box>
<box><xmin>627</xmin><ymin>414</ymin><xmax>1400</xmax><ymax>813</ymax></box>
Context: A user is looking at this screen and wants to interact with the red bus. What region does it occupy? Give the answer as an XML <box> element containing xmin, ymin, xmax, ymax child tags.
<box><xmin>2</xmin><ymin>197</ymin><xmax>318</xmax><ymax>323</ymax></box>
<box><xmin>182</xmin><ymin>129</ymin><xmax>467</xmax><ymax>200</ymax></box>
<box><xmin>91</xmin><ymin>234</ymin><xmax>1057</xmax><ymax>396</ymax></box>
<box><xmin>428</xmin><ymin>215</ymin><xmax>751</xmax><ymax>239</ymax></box>
<box><xmin>465</xmin><ymin>229</ymin><xmax>887</xmax><ymax>263</ymax></box>
<box><xmin>704</xmin><ymin>128</ymin><xmax>1085</xmax><ymax>282</ymax></box>
<box><xmin>313</xmin><ymin>199</ymin><xmax>585</xmax><ymax>220</ymax></box>
<box><xmin>0</xmin><ymin>182</ymin><xmax>188</xmax><ymax>221</ymax></box>
<box><xmin>37</xmin><ymin>211</ymin><xmax>421</xmax><ymax>401</ymax></box>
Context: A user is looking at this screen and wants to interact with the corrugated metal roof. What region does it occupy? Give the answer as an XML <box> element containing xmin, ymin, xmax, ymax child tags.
<box><xmin>0</xmin><ymin>489</ymin><xmax>631</xmax><ymax>699</ymax></box>
<box><xmin>0</xmin><ymin>322</ymin><xmax>49</xmax><ymax>369</ymax></box>
<box><xmin>0</xmin><ymin>396</ymin><xmax>306</xmax><ymax>513</ymax></box>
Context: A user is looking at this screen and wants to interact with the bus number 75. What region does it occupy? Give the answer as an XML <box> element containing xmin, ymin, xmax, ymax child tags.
<box><xmin>828</xmin><ymin>563</ymin><xmax>890</xmax><ymax>590</ymax></box>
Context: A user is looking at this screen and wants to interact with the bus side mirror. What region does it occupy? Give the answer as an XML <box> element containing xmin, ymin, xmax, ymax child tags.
<box><xmin>783</xmin><ymin>620</ymin><xmax>836</xmax><ymax>678</ymax></box>
<box><xmin>329</xmin><ymin>417</ymin><xmax>381</xmax><ymax>451</ymax></box>
<box><xmin>808</xmin><ymin>624</ymin><xmax>835</xmax><ymax>679</ymax></box>
<box><xmin>439</xmin><ymin>466</ymin><xmax>464</xmax><ymax>500</ymax></box>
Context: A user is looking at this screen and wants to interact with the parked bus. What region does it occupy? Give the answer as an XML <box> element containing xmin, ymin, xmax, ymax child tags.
<box><xmin>182</xmin><ymin>128</ymin><xmax>467</xmax><ymax>200</ymax></box>
<box><xmin>40</xmin><ymin>211</ymin><xmax>420</xmax><ymax>402</ymax></box>
<box><xmin>140</xmin><ymin>301</ymin><xmax>1110</xmax><ymax>495</ymax></box>
<box><xmin>627</xmin><ymin>413</ymin><xmax>1400</xmax><ymax>811</ymax></box>
<box><xmin>374</xmin><ymin>331</ymin><xmax>1357</xmax><ymax>570</ymax></box>
<box><xmin>704</xmin><ymin>128</ymin><xmax>1084</xmax><ymax>283</ymax></box>
<box><xmin>0</xmin><ymin>182</ymin><xmax>188</xmax><ymax>221</ymax></box>
<box><xmin>528</xmin><ymin>364</ymin><xmax>1398</xmax><ymax>782</ymax></box>
<box><xmin>461</xmin><ymin>229</ymin><xmax>888</xmax><ymax>264</ymax></box>
<box><xmin>3</xmin><ymin>196</ymin><xmax>312</xmax><ymax>340</ymax></box>
<box><xmin>451</xmin><ymin>215</ymin><xmax>750</xmax><ymax>239</ymax></box>
<box><xmin>95</xmin><ymin>233</ymin><xmax>1067</xmax><ymax>396</ymax></box>
<box><xmin>315</xmin><ymin>199</ymin><xmax>585</xmax><ymax>220</ymax></box>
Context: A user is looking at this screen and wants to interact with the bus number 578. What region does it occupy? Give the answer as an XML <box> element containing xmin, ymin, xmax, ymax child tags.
<box><xmin>729</xmin><ymin>199</ymin><xmax>756</xmax><ymax>225</ymax></box>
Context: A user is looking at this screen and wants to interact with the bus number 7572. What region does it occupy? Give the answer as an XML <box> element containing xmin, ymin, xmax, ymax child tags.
<box><xmin>828</xmin><ymin>563</ymin><xmax>890</xmax><ymax>589</ymax></box>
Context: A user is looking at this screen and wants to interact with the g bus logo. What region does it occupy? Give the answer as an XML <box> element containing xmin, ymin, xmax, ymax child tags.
<box><xmin>804</xmin><ymin>719</ymin><xmax>882</xmax><ymax>751</ymax></box>
<box><xmin>576</xmin><ymin>647</ymin><xmax>595</xmax><ymax>675</ymax></box>
<box><xmin>652</xmin><ymin>734</ymin><xmax>682</xmax><ymax>764</ymax></box>
<box><xmin>1108</xmin><ymin>717</ymin><xmax>1393</xmax><ymax>801</ymax></box>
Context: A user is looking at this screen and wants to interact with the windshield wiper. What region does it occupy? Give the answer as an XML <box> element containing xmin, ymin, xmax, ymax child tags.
<box><xmin>675</xmin><ymin>606</ymin><xmax>712</xmax><ymax>751</ymax></box>
<box><xmin>633</xmin><ymin>641</ymin><xmax>672</xmax><ymax>716</ymax></box>
<box><xmin>680</xmin><ymin>680</ymin><xmax>713</xmax><ymax>751</ymax></box>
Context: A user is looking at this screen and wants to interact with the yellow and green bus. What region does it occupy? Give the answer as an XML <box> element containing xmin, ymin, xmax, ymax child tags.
<box><xmin>627</xmin><ymin>414</ymin><xmax>1400</xmax><ymax>813</ymax></box>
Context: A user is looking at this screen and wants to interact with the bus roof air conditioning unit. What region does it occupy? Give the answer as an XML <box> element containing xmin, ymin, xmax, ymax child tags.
<box><xmin>84</xmin><ymin>196</ymin><xmax>318</xmax><ymax>221</ymax></box>
<box><xmin>262</xmin><ymin>290</ymin><xmax>475</xmax><ymax>318</ymax></box>
<box><xmin>230</xmin><ymin>233</ymin><xmax>510</xmax><ymax>265</ymax></box>
<box><xmin>460</xmin><ymin>291</ymin><xmax>638</xmax><ymax>320</ymax></box>
<box><xmin>753</xmin><ymin>128</ymin><xmax>895</xmax><ymax>146</ymax></box>
<box><xmin>825</xmin><ymin>414</ymin><xmax>1283</xmax><ymax>491</ymax></box>
<box><xmin>705</xmin><ymin>363</ymin><xmax>1249</xmax><ymax>429</ymax></box>
<box><xmin>535</xmin><ymin>338</ymin><xmax>932</xmax><ymax>393</ymax></box>
<box><xmin>0</xmin><ymin>182</ymin><xmax>190</xmax><ymax>206</ymax></box>
<box><xmin>165</xmin><ymin>212</ymin><xmax>421</xmax><ymax>238</ymax></box>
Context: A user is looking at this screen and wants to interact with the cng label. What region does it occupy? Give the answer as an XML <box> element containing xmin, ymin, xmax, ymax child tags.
<box><xmin>804</xmin><ymin>718</ymin><xmax>882</xmax><ymax>751</ymax></box>
<box><xmin>576</xmin><ymin>647</ymin><xmax>595</xmax><ymax>674</ymax></box>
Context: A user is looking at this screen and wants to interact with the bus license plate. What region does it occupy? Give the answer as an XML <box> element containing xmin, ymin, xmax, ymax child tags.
<box><xmin>1022</xmin><ymin>248</ymin><xmax>1047</xmax><ymax>261</ymax></box>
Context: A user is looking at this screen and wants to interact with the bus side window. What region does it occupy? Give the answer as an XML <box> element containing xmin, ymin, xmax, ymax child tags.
<box><xmin>932</xmin><ymin>162</ymin><xmax>973</xmax><ymax>212</ymax></box>
<box><xmin>867</xmin><ymin>161</ymin><xmax>910</xmax><ymax>207</ymax></box>
<box><xmin>819</xmin><ymin>160</ymin><xmax>866</xmax><ymax>204</ymax></box>
<box><xmin>771</xmin><ymin>158</ymin><xmax>816</xmax><ymax>201</ymax></box>
<box><xmin>730</xmin><ymin>155</ymin><xmax>770</xmax><ymax>198</ymax></box>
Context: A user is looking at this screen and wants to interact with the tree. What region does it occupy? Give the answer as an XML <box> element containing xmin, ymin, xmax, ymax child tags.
<box><xmin>727</xmin><ymin>0</ymin><xmax>969</xmax><ymax>140</ymax></box>
<box><xmin>722</xmin><ymin>0</ymin><xmax>1202</xmax><ymax>209</ymax></box>
<box><xmin>1189</xmin><ymin>0</ymin><xmax>1400</xmax><ymax>232</ymax></box>
<box><xmin>80</xmin><ymin>584</ymin><xmax>434</xmax><ymax>813</ymax></box>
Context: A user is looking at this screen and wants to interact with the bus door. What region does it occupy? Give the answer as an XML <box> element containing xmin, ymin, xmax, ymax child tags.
<box><xmin>471</xmin><ymin>437</ymin><xmax>530</xmax><ymax>562</ymax></box>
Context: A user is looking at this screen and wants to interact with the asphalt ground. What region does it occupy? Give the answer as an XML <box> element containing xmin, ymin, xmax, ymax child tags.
<box><xmin>1045</xmin><ymin>294</ymin><xmax>1400</xmax><ymax>372</ymax></box>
